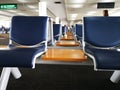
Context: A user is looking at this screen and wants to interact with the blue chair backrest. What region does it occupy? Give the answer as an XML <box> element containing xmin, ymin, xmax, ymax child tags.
<box><xmin>71</xmin><ymin>25</ymin><xmax>76</xmax><ymax>34</ymax></box>
<box><xmin>62</xmin><ymin>26</ymin><xmax>67</xmax><ymax>35</ymax></box>
<box><xmin>11</xmin><ymin>16</ymin><xmax>48</xmax><ymax>46</ymax></box>
<box><xmin>53</xmin><ymin>24</ymin><xmax>61</xmax><ymax>40</ymax></box>
<box><xmin>84</xmin><ymin>17</ymin><xmax>120</xmax><ymax>47</ymax></box>
<box><xmin>65</xmin><ymin>26</ymin><xmax>68</xmax><ymax>32</ymax></box>
<box><xmin>76</xmin><ymin>24</ymin><xmax>82</xmax><ymax>37</ymax></box>
<box><xmin>62</xmin><ymin>26</ymin><xmax>65</xmax><ymax>35</ymax></box>
<box><xmin>53</xmin><ymin>24</ymin><xmax>61</xmax><ymax>36</ymax></box>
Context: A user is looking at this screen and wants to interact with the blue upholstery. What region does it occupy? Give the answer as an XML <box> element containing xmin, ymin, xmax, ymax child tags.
<box><xmin>65</xmin><ymin>26</ymin><xmax>68</xmax><ymax>32</ymax></box>
<box><xmin>53</xmin><ymin>24</ymin><xmax>61</xmax><ymax>40</ymax></box>
<box><xmin>11</xmin><ymin>16</ymin><xmax>48</xmax><ymax>46</ymax></box>
<box><xmin>0</xmin><ymin>16</ymin><xmax>48</xmax><ymax>68</ymax></box>
<box><xmin>85</xmin><ymin>45</ymin><xmax>120</xmax><ymax>69</ymax></box>
<box><xmin>71</xmin><ymin>25</ymin><xmax>75</xmax><ymax>35</ymax></box>
<box><xmin>75</xmin><ymin>24</ymin><xmax>82</xmax><ymax>41</ymax></box>
<box><xmin>0</xmin><ymin>46</ymin><xmax>45</xmax><ymax>67</ymax></box>
<box><xmin>62</xmin><ymin>26</ymin><xmax>68</xmax><ymax>36</ymax></box>
<box><xmin>84</xmin><ymin>17</ymin><xmax>120</xmax><ymax>47</ymax></box>
<box><xmin>62</xmin><ymin>26</ymin><xmax>65</xmax><ymax>36</ymax></box>
<box><xmin>84</xmin><ymin>17</ymin><xmax>120</xmax><ymax>70</ymax></box>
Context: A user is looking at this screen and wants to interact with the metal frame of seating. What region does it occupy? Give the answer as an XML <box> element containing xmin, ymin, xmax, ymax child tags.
<box><xmin>83</xmin><ymin>16</ymin><xmax>120</xmax><ymax>83</ymax></box>
<box><xmin>0</xmin><ymin>16</ymin><xmax>48</xmax><ymax>90</ymax></box>
<box><xmin>47</xmin><ymin>17</ymin><xmax>54</xmax><ymax>46</ymax></box>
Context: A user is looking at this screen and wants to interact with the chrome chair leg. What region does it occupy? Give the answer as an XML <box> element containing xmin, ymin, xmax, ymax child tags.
<box><xmin>0</xmin><ymin>67</ymin><xmax>21</xmax><ymax>90</ymax></box>
<box><xmin>0</xmin><ymin>68</ymin><xmax>11</xmax><ymax>90</ymax></box>
<box><xmin>11</xmin><ymin>68</ymin><xmax>21</xmax><ymax>79</ymax></box>
<box><xmin>110</xmin><ymin>70</ymin><xmax>120</xmax><ymax>83</ymax></box>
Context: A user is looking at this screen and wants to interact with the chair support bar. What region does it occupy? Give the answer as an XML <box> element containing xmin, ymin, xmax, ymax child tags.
<box><xmin>110</xmin><ymin>70</ymin><xmax>120</xmax><ymax>83</ymax></box>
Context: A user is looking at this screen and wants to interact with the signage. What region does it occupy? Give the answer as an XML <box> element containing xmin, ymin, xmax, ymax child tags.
<box><xmin>0</xmin><ymin>4</ymin><xmax>17</xmax><ymax>10</ymax></box>
<box><xmin>97</xmin><ymin>2</ymin><xmax>115</xmax><ymax>9</ymax></box>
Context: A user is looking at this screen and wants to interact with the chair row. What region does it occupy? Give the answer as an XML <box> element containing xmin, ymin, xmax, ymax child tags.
<box><xmin>52</xmin><ymin>24</ymin><xmax>68</xmax><ymax>41</ymax></box>
<box><xmin>71</xmin><ymin>16</ymin><xmax>120</xmax><ymax>83</ymax></box>
<box><xmin>83</xmin><ymin>16</ymin><xmax>120</xmax><ymax>83</ymax></box>
<box><xmin>0</xmin><ymin>16</ymin><xmax>48</xmax><ymax>90</ymax></box>
<box><xmin>57</xmin><ymin>17</ymin><xmax>120</xmax><ymax>83</ymax></box>
<box><xmin>0</xmin><ymin>16</ymin><xmax>120</xmax><ymax>90</ymax></box>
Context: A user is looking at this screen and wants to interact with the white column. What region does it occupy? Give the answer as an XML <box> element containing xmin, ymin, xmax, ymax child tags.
<box><xmin>55</xmin><ymin>17</ymin><xmax>59</xmax><ymax>24</ymax></box>
<box><xmin>39</xmin><ymin>2</ymin><xmax>47</xmax><ymax>16</ymax></box>
<box><xmin>39</xmin><ymin>1</ymin><xmax>48</xmax><ymax>48</ymax></box>
<box><xmin>50</xmin><ymin>18</ymin><xmax>54</xmax><ymax>45</ymax></box>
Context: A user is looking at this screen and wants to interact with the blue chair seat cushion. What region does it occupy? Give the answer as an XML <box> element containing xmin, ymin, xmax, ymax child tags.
<box><xmin>85</xmin><ymin>45</ymin><xmax>120</xmax><ymax>70</ymax></box>
<box><xmin>0</xmin><ymin>45</ymin><xmax>45</xmax><ymax>68</ymax></box>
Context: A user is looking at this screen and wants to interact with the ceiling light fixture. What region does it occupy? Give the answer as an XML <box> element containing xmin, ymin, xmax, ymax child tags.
<box><xmin>67</xmin><ymin>0</ymin><xmax>86</xmax><ymax>3</ymax></box>
<box><xmin>17</xmin><ymin>0</ymin><xmax>28</xmax><ymax>3</ymax></box>
<box><xmin>27</xmin><ymin>5</ymin><xmax>36</xmax><ymax>9</ymax></box>
<box><xmin>66</xmin><ymin>4</ymin><xmax>83</xmax><ymax>8</ymax></box>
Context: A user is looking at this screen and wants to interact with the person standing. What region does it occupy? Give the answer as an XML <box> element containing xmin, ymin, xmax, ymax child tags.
<box><xmin>103</xmin><ymin>9</ymin><xmax>109</xmax><ymax>16</ymax></box>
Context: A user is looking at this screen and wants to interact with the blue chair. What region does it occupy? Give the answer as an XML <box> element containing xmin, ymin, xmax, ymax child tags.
<box><xmin>75</xmin><ymin>24</ymin><xmax>82</xmax><ymax>43</ymax></box>
<box><xmin>71</xmin><ymin>25</ymin><xmax>76</xmax><ymax>35</ymax></box>
<box><xmin>53</xmin><ymin>24</ymin><xmax>61</xmax><ymax>41</ymax></box>
<box><xmin>62</xmin><ymin>26</ymin><xmax>66</xmax><ymax>36</ymax></box>
<box><xmin>0</xmin><ymin>16</ymin><xmax>48</xmax><ymax>90</ymax></box>
<box><xmin>83</xmin><ymin>16</ymin><xmax>120</xmax><ymax>83</ymax></box>
<box><xmin>62</xmin><ymin>25</ymin><xmax>68</xmax><ymax>36</ymax></box>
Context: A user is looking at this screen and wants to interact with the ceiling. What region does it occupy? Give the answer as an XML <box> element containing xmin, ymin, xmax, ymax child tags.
<box><xmin>0</xmin><ymin>0</ymin><xmax>120</xmax><ymax>25</ymax></box>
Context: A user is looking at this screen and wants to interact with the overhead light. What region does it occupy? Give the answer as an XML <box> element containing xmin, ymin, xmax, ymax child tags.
<box><xmin>0</xmin><ymin>11</ymin><xmax>14</xmax><ymax>16</ymax></box>
<box><xmin>17</xmin><ymin>0</ymin><xmax>28</xmax><ymax>3</ymax></box>
<box><xmin>27</xmin><ymin>5</ymin><xmax>36</xmax><ymax>9</ymax></box>
<box><xmin>17</xmin><ymin>13</ymin><xmax>26</xmax><ymax>15</ymax></box>
<box><xmin>70</xmin><ymin>14</ymin><xmax>78</xmax><ymax>17</ymax></box>
<box><xmin>8</xmin><ymin>10</ymin><xmax>17</xmax><ymax>13</ymax></box>
<box><xmin>66</xmin><ymin>4</ymin><xmax>83</xmax><ymax>8</ymax></box>
<box><xmin>66</xmin><ymin>0</ymin><xmax>86</xmax><ymax>3</ymax></box>
<box><xmin>87</xmin><ymin>11</ymin><xmax>96</xmax><ymax>14</ymax></box>
<box><xmin>69</xmin><ymin>14</ymin><xmax>78</xmax><ymax>20</ymax></box>
<box><xmin>86</xmin><ymin>11</ymin><xmax>96</xmax><ymax>16</ymax></box>
<box><xmin>70</xmin><ymin>18</ymin><xmax>76</xmax><ymax>20</ymax></box>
